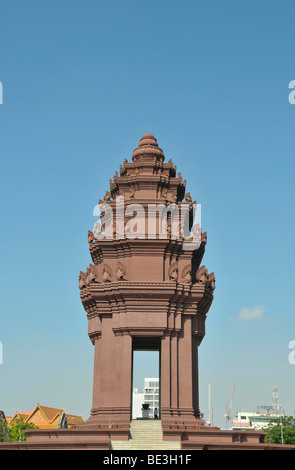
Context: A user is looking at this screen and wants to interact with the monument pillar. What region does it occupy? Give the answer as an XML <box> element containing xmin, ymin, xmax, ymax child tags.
<box><xmin>178</xmin><ymin>316</ymin><xmax>194</xmax><ymax>418</ymax></box>
<box><xmin>160</xmin><ymin>332</ymin><xmax>171</xmax><ymax>422</ymax></box>
<box><xmin>170</xmin><ymin>331</ymin><xmax>179</xmax><ymax>414</ymax></box>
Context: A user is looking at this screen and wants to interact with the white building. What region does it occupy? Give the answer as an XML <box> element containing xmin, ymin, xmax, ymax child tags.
<box><xmin>233</xmin><ymin>406</ymin><xmax>285</xmax><ymax>431</ymax></box>
<box><xmin>132</xmin><ymin>378</ymin><xmax>160</xmax><ymax>419</ymax></box>
<box><xmin>143</xmin><ymin>378</ymin><xmax>160</xmax><ymax>418</ymax></box>
<box><xmin>132</xmin><ymin>388</ymin><xmax>144</xmax><ymax>419</ymax></box>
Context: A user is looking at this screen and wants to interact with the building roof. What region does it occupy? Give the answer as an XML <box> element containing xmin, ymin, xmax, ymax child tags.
<box><xmin>63</xmin><ymin>414</ymin><xmax>85</xmax><ymax>426</ymax></box>
<box><xmin>9</xmin><ymin>404</ymin><xmax>85</xmax><ymax>428</ymax></box>
<box><xmin>9</xmin><ymin>411</ymin><xmax>31</xmax><ymax>423</ymax></box>
<box><xmin>27</xmin><ymin>404</ymin><xmax>64</xmax><ymax>424</ymax></box>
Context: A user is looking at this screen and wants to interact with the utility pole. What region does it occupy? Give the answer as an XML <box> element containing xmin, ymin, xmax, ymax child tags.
<box><xmin>207</xmin><ymin>384</ymin><xmax>211</xmax><ymax>426</ymax></box>
<box><xmin>280</xmin><ymin>405</ymin><xmax>284</xmax><ymax>445</ymax></box>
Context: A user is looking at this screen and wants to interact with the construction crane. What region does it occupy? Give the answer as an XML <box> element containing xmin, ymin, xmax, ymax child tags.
<box><xmin>225</xmin><ymin>385</ymin><xmax>236</xmax><ymax>429</ymax></box>
<box><xmin>271</xmin><ymin>386</ymin><xmax>280</xmax><ymax>415</ymax></box>
<box><xmin>248</xmin><ymin>394</ymin><xmax>254</xmax><ymax>412</ymax></box>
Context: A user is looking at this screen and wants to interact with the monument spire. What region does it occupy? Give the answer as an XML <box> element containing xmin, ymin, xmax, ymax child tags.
<box><xmin>131</xmin><ymin>133</ymin><xmax>164</xmax><ymax>162</ymax></box>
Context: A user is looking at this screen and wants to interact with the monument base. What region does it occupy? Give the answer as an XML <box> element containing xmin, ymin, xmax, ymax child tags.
<box><xmin>0</xmin><ymin>425</ymin><xmax>123</xmax><ymax>450</ymax></box>
<box><xmin>1</xmin><ymin>420</ymin><xmax>295</xmax><ymax>450</ymax></box>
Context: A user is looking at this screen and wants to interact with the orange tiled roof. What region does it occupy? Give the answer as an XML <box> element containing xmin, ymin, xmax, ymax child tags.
<box><xmin>25</xmin><ymin>404</ymin><xmax>85</xmax><ymax>427</ymax></box>
<box><xmin>10</xmin><ymin>411</ymin><xmax>31</xmax><ymax>423</ymax></box>
<box><xmin>64</xmin><ymin>414</ymin><xmax>85</xmax><ymax>426</ymax></box>
<box><xmin>35</xmin><ymin>405</ymin><xmax>64</xmax><ymax>422</ymax></box>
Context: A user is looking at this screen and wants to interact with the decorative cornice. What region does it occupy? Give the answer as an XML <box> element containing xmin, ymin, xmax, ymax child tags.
<box><xmin>113</xmin><ymin>327</ymin><xmax>165</xmax><ymax>337</ymax></box>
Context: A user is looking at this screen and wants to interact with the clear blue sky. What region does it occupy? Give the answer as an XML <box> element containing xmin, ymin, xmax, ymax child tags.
<box><xmin>0</xmin><ymin>0</ymin><xmax>295</xmax><ymax>428</ymax></box>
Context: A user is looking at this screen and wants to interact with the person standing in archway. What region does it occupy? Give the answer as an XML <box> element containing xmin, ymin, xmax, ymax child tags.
<box><xmin>154</xmin><ymin>408</ymin><xmax>158</xmax><ymax>420</ymax></box>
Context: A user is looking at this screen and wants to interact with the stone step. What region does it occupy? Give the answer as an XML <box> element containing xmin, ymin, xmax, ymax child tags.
<box><xmin>130</xmin><ymin>420</ymin><xmax>161</xmax><ymax>426</ymax></box>
<box><xmin>111</xmin><ymin>442</ymin><xmax>181</xmax><ymax>449</ymax></box>
<box><xmin>110</xmin><ymin>420</ymin><xmax>181</xmax><ymax>451</ymax></box>
<box><xmin>111</xmin><ymin>445</ymin><xmax>180</xmax><ymax>450</ymax></box>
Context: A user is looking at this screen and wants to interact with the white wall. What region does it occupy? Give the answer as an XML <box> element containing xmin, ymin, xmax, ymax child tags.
<box><xmin>132</xmin><ymin>392</ymin><xmax>144</xmax><ymax>419</ymax></box>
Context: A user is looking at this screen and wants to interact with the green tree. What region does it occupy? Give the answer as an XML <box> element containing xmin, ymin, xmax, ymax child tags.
<box><xmin>0</xmin><ymin>416</ymin><xmax>10</xmax><ymax>442</ymax></box>
<box><xmin>7</xmin><ymin>417</ymin><xmax>38</xmax><ymax>442</ymax></box>
<box><xmin>263</xmin><ymin>416</ymin><xmax>295</xmax><ymax>445</ymax></box>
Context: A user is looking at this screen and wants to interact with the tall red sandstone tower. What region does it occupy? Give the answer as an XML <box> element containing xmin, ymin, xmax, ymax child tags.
<box><xmin>79</xmin><ymin>133</ymin><xmax>215</xmax><ymax>440</ymax></box>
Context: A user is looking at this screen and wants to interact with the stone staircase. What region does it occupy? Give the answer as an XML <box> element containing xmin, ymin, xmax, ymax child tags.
<box><xmin>110</xmin><ymin>420</ymin><xmax>181</xmax><ymax>450</ymax></box>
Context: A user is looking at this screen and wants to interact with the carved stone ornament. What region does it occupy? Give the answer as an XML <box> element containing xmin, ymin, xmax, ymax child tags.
<box><xmin>88</xmin><ymin>230</ymin><xmax>95</xmax><ymax>243</ymax></box>
<box><xmin>104</xmin><ymin>190</ymin><xmax>112</xmax><ymax>202</ymax></box>
<box><xmin>116</xmin><ymin>261</ymin><xmax>127</xmax><ymax>280</ymax></box>
<box><xmin>201</xmin><ymin>231</ymin><xmax>207</xmax><ymax>245</ymax></box>
<box><xmin>128</xmin><ymin>186</ymin><xmax>135</xmax><ymax>198</ymax></box>
<box><xmin>168</xmin><ymin>262</ymin><xmax>178</xmax><ymax>281</ymax></box>
<box><xmin>182</xmin><ymin>264</ymin><xmax>192</xmax><ymax>284</ymax></box>
<box><xmin>185</xmin><ymin>192</ymin><xmax>192</xmax><ymax>203</ymax></box>
<box><xmin>102</xmin><ymin>264</ymin><xmax>112</xmax><ymax>282</ymax></box>
<box><xmin>196</xmin><ymin>265</ymin><xmax>208</xmax><ymax>284</ymax></box>
<box><xmin>78</xmin><ymin>271</ymin><xmax>86</xmax><ymax>290</ymax></box>
<box><xmin>196</xmin><ymin>265</ymin><xmax>215</xmax><ymax>291</ymax></box>
<box><xmin>170</xmin><ymin>191</ymin><xmax>177</xmax><ymax>203</ymax></box>
<box><xmin>207</xmin><ymin>272</ymin><xmax>216</xmax><ymax>291</ymax></box>
<box><xmin>85</xmin><ymin>264</ymin><xmax>96</xmax><ymax>286</ymax></box>
<box><xmin>161</xmin><ymin>187</ymin><xmax>168</xmax><ymax>199</ymax></box>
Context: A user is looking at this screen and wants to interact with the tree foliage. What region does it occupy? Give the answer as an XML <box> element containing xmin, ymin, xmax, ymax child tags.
<box><xmin>263</xmin><ymin>416</ymin><xmax>295</xmax><ymax>445</ymax></box>
<box><xmin>0</xmin><ymin>416</ymin><xmax>10</xmax><ymax>442</ymax></box>
<box><xmin>0</xmin><ymin>416</ymin><xmax>38</xmax><ymax>442</ymax></box>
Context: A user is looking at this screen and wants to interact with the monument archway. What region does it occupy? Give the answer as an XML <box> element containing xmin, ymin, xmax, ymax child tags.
<box><xmin>79</xmin><ymin>133</ymin><xmax>215</xmax><ymax>439</ymax></box>
<box><xmin>131</xmin><ymin>337</ymin><xmax>161</xmax><ymax>420</ymax></box>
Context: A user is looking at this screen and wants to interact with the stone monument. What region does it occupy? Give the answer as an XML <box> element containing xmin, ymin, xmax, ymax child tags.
<box><xmin>79</xmin><ymin>133</ymin><xmax>215</xmax><ymax>442</ymax></box>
